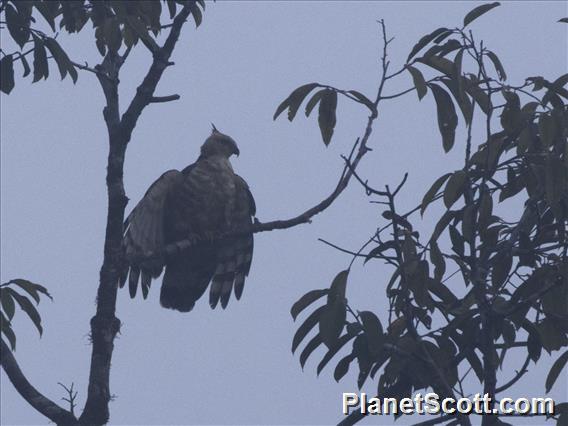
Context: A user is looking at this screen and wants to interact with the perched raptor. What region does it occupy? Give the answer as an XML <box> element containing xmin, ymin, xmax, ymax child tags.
<box><xmin>121</xmin><ymin>126</ymin><xmax>255</xmax><ymax>312</ymax></box>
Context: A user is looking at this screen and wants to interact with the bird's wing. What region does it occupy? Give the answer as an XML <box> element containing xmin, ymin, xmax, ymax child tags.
<box><xmin>121</xmin><ymin>169</ymin><xmax>184</xmax><ymax>299</ymax></box>
<box><xmin>209</xmin><ymin>174</ymin><xmax>256</xmax><ymax>309</ymax></box>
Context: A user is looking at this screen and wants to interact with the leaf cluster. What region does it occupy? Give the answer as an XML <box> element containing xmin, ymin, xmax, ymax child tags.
<box><xmin>285</xmin><ymin>3</ymin><xmax>568</xmax><ymax>425</ymax></box>
<box><xmin>1</xmin><ymin>279</ymin><xmax>52</xmax><ymax>351</ymax></box>
<box><xmin>0</xmin><ymin>0</ymin><xmax>206</xmax><ymax>94</ymax></box>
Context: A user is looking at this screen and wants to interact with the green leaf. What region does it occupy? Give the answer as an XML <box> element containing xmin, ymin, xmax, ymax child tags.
<box><xmin>365</xmin><ymin>241</ymin><xmax>397</xmax><ymax>263</ymax></box>
<box><xmin>6</xmin><ymin>4</ymin><xmax>30</xmax><ymax>48</ymax></box>
<box><xmin>449</xmin><ymin>225</ymin><xmax>465</xmax><ymax>257</ymax></box>
<box><xmin>188</xmin><ymin>1</ymin><xmax>203</xmax><ymax>27</ymax></box>
<box><xmin>44</xmin><ymin>38</ymin><xmax>77</xmax><ymax>83</ymax></box>
<box><xmin>501</xmin><ymin>321</ymin><xmax>516</xmax><ymax>346</ymax></box>
<box><xmin>429</xmin><ymin>242</ymin><xmax>446</xmax><ymax>281</ymax></box>
<box><xmin>407</xmin><ymin>66</ymin><xmax>428</xmax><ymax>100</ymax></box>
<box><xmin>105</xmin><ymin>18</ymin><xmax>123</xmax><ymax>53</ymax></box>
<box><xmin>443</xmin><ymin>170</ymin><xmax>466</xmax><ymax>208</ymax></box>
<box><xmin>464</xmin><ymin>349</ymin><xmax>484</xmax><ymax>382</ymax></box>
<box><xmin>542</xmin><ymin>282</ymin><xmax>567</xmax><ymax>317</ymax></box>
<box><xmin>463</xmin><ymin>2</ymin><xmax>501</xmax><ymax>28</ymax></box>
<box><xmin>429</xmin><ymin>83</ymin><xmax>458</xmax><ymax>152</ymax></box>
<box><xmin>319</xmin><ymin>270</ymin><xmax>348</xmax><ymax>348</ymax></box>
<box><xmin>421</xmin><ymin>173</ymin><xmax>451</xmax><ymax>215</ymax></box>
<box><xmin>32</xmin><ymin>36</ymin><xmax>49</xmax><ymax>83</ymax></box>
<box><xmin>407</xmin><ymin>27</ymin><xmax>449</xmax><ymax>63</ymax></box>
<box><xmin>430</xmin><ymin>210</ymin><xmax>456</xmax><ymax>243</ymax></box>
<box><xmin>319</xmin><ymin>300</ymin><xmax>346</xmax><ymax>349</ymax></box>
<box><xmin>539</xmin><ymin>114</ymin><xmax>557</xmax><ymax>147</ymax></box>
<box><xmin>125</xmin><ymin>16</ymin><xmax>158</xmax><ymax>52</ymax></box>
<box><xmin>354</xmin><ymin>335</ymin><xmax>372</xmax><ymax>389</ymax></box>
<box><xmin>347</xmin><ymin>90</ymin><xmax>374</xmax><ymax>109</ymax></box>
<box><xmin>291</xmin><ymin>289</ymin><xmax>328</xmax><ymax>321</ymax></box>
<box><xmin>317</xmin><ymin>332</ymin><xmax>357</xmax><ymax>376</ymax></box>
<box><xmin>20</xmin><ymin>54</ymin><xmax>31</xmax><ymax>78</ymax></box>
<box><xmin>423</xmin><ymin>39</ymin><xmax>462</xmax><ymax>59</ymax></box>
<box><xmin>491</xmin><ymin>252</ymin><xmax>512</xmax><ymax>289</ymax></box>
<box><xmin>166</xmin><ymin>0</ymin><xmax>177</xmax><ymax>19</ymax></box>
<box><xmin>305</xmin><ymin>89</ymin><xmax>326</xmax><ymax>117</ymax></box>
<box><xmin>546</xmin><ymin>350</ymin><xmax>568</xmax><ymax>393</ymax></box>
<box><xmin>439</xmin><ymin>78</ymin><xmax>473</xmax><ymax>125</ymax></box>
<box><xmin>34</xmin><ymin>1</ymin><xmax>58</xmax><ymax>32</ymax></box>
<box><xmin>334</xmin><ymin>354</ymin><xmax>354</xmax><ymax>382</ymax></box>
<box><xmin>9</xmin><ymin>279</ymin><xmax>52</xmax><ymax>303</ymax></box>
<box><xmin>524</xmin><ymin>321</ymin><xmax>542</xmax><ymax>362</ymax></box>
<box><xmin>273</xmin><ymin>83</ymin><xmax>319</xmax><ymax>121</ymax></box>
<box><xmin>462</xmin><ymin>204</ymin><xmax>476</xmax><ymax>242</ymax></box>
<box><xmin>1</xmin><ymin>289</ymin><xmax>16</xmax><ymax>320</ymax></box>
<box><xmin>537</xmin><ymin>319</ymin><xmax>568</xmax><ymax>353</ymax></box>
<box><xmin>1</xmin><ymin>312</ymin><xmax>16</xmax><ymax>351</ymax></box>
<box><xmin>486</xmin><ymin>51</ymin><xmax>507</xmax><ymax>81</ymax></box>
<box><xmin>478</xmin><ymin>190</ymin><xmax>493</xmax><ymax>230</ymax></box>
<box><xmin>418</xmin><ymin>57</ymin><xmax>491</xmax><ymax>114</ymax></box>
<box><xmin>418</xmin><ymin>55</ymin><xmax>453</xmax><ymax>75</ymax></box>
<box><xmin>292</xmin><ymin>305</ymin><xmax>325</xmax><ymax>354</ymax></box>
<box><xmin>299</xmin><ymin>334</ymin><xmax>322</xmax><ymax>368</ymax></box>
<box><xmin>6</xmin><ymin>289</ymin><xmax>43</xmax><ymax>336</ymax></box>
<box><xmin>123</xmin><ymin>24</ymin><xmax>138</xmax><ymax>49</ymax></box>
<box><xmin>329</xmin><ymin>270</ymin><xmax>349</xmax><ymax>301</ymax></box>
<box><xmin>428</xmin><ymin>279</ymin><xmax>457</xmax><ymax>305</ymax></box>
<box><xmin>0</xmin><ymin>55</ymin><xmax>15</xmax><ymax>95</ymax></box>
<box><xmin>359</xmin><ymin>311</ymin><xmax>384</xmax><ymax>355</ymax></box>
<box><xmin>433</xmin><ymin>29</ymin><xmax>453</xmax><ymax>44</ymax></box>
<box><xmin>318</xmin><ymin>89</ymin><xmax>338</xmax><ymax>146</ymax></box>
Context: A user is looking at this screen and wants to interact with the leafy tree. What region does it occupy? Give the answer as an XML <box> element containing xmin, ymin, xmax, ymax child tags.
<box><xmin>0</xmin><ymin>0</ymin><xmax>386</xmax><ymax>423</ymax></box>
<box><xmin>1</xmin><ymin>2</ymin><xmax>566</xmax><ymax>426</ymax></box>
<box><xmin>1</xmin><ymin>1</ymin><xmax>210</xmax><ymax>424</ymax></box>
<box><xmin>282</xmin><ymin>3</ymin><xmax>568</xmax><ymax>426</ymax></box>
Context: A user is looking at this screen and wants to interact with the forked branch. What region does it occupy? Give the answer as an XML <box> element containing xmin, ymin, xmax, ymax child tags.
<box><xmin>0</xmin><ymin>340</ymin><xmax>77</xmax><ymax>425</ymax></box>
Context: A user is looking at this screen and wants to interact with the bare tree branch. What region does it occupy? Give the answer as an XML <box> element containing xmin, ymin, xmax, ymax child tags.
<box><xmin>128</xmin><ymin>111</ymin><xmax>377</xmax><ymax>266</ymax></box>
<box><xmin>1</xmin><ymin>340</ymin><xmax>77</xmax><ymax>425</ymax></box>
<box><xmin>58</xmin><ymin>382</ymin><xmax>78</xmax><ymax>417</ymax></box>
<box><xmin>121</xmin><ymin>4</ymin><xmax>194</xmax><ymax>143</ymax></box>
<box><xmin>495</xmin><ymin>353</ymin><xmax>531</xmax><ymax>394</ymax></box>
<box><xmin>149</xmin><ymin>94</ymin><xmax>180</xmax><ymax>103</ymax></box>
<box><xmin>80</xmin><ymin>4</ymin><xmax>196</xmax><ymax>424</ymax></box>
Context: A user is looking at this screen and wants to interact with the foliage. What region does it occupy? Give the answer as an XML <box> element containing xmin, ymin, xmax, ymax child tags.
<box><xmin>1</xmin><ymin>1</ymin><xmax>208</xmax><ymax>424</ymax></box>
<box><xmin>280</xmin><ymin>3</ymin><xmax>568</xmax><ymax>425</ymax></box>
<box><xmin>0</xmin><ymin>279</ymin><xmax>52</xmax><ymax>351</ymax></box>
<box><xmin>0</xmin><ymin>0</ymin><xmax>205</xmax><ymax>94</ymax></box>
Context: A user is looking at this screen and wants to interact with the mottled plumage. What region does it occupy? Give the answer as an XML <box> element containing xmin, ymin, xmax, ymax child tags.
<box><xmin>121</xmin><ymin>127</ymin><xmax>255</xmax><ymax>312</ymax></box>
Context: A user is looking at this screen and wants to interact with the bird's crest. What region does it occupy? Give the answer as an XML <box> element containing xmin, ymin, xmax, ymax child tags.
<box><xmin>211</xmin><ymin>123</ymin><xmax>219</xmax><ymax>134</ymax></box>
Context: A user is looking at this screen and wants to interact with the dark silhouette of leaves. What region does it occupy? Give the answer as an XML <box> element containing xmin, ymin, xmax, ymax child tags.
<box><xmin>0</xmin><ymin>55</ymin><xmax>15</xmax><ymax>94</ymax></box>
<box><xmin>291</xmin><ymin>289</ymin><xmax>328</xmax><ymax>321</ymax></box>
<box><xmin>463</xmin><ymin>2</ymin><xmax>501</xmax><ymax>28</ymax></box>
<box><xmin>429</xmin><ymin>83</ymin><xmax>458</xmax><ymax>152</ymax></box>
<box><xmin>318</xmin><ymin>89</ymin><xmax>338</xmax><ymax>146</ymax></box>
<box><xmin>546</xmin><ymin>350</ymin><xmax>568</xmax><ymax>393</ymax></box>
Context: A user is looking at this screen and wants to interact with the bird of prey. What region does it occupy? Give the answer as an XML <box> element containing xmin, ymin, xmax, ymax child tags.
<box><xmin>121</xmin><ymin>126</ymin><xmax>255</xmax><ymax>312</ymax></box>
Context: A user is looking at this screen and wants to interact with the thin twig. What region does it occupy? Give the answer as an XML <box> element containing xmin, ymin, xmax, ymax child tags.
<box><xmin>0</xmin><ymin>340</ymin><xmax>77</xmax><ymax>424</ymax></box>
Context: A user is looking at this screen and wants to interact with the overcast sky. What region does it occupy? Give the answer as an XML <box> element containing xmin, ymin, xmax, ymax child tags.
<box><xmin>1</xmin><ymin>1</ymin><xmax>567</xmax><ymax>425</ymax></box>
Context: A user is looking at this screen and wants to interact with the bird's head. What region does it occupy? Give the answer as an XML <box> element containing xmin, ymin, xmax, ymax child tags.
<box><xmin>200</xmin><ymin>124</ymin><xmax>240</xmax><ymax>158</ymax></box>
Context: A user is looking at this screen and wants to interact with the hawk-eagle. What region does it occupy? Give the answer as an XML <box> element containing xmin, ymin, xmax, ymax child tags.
<box><xmin>121</xmin><ymin>126</ymin><xmax>255</xmax><ymax>312</ymax></box>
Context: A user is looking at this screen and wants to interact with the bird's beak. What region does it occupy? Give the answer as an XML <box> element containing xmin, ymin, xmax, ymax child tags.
<box><xmin>234</xmin><ymin>147</ymin><xmax>240</xmax><ymax>157</ymax></box>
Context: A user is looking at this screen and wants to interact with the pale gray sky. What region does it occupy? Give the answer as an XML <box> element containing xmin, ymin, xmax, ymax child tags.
<box><xmin>1</xmin><ymin>1</ymin><xmax>566</xmax><ymax>425</ymax></box>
